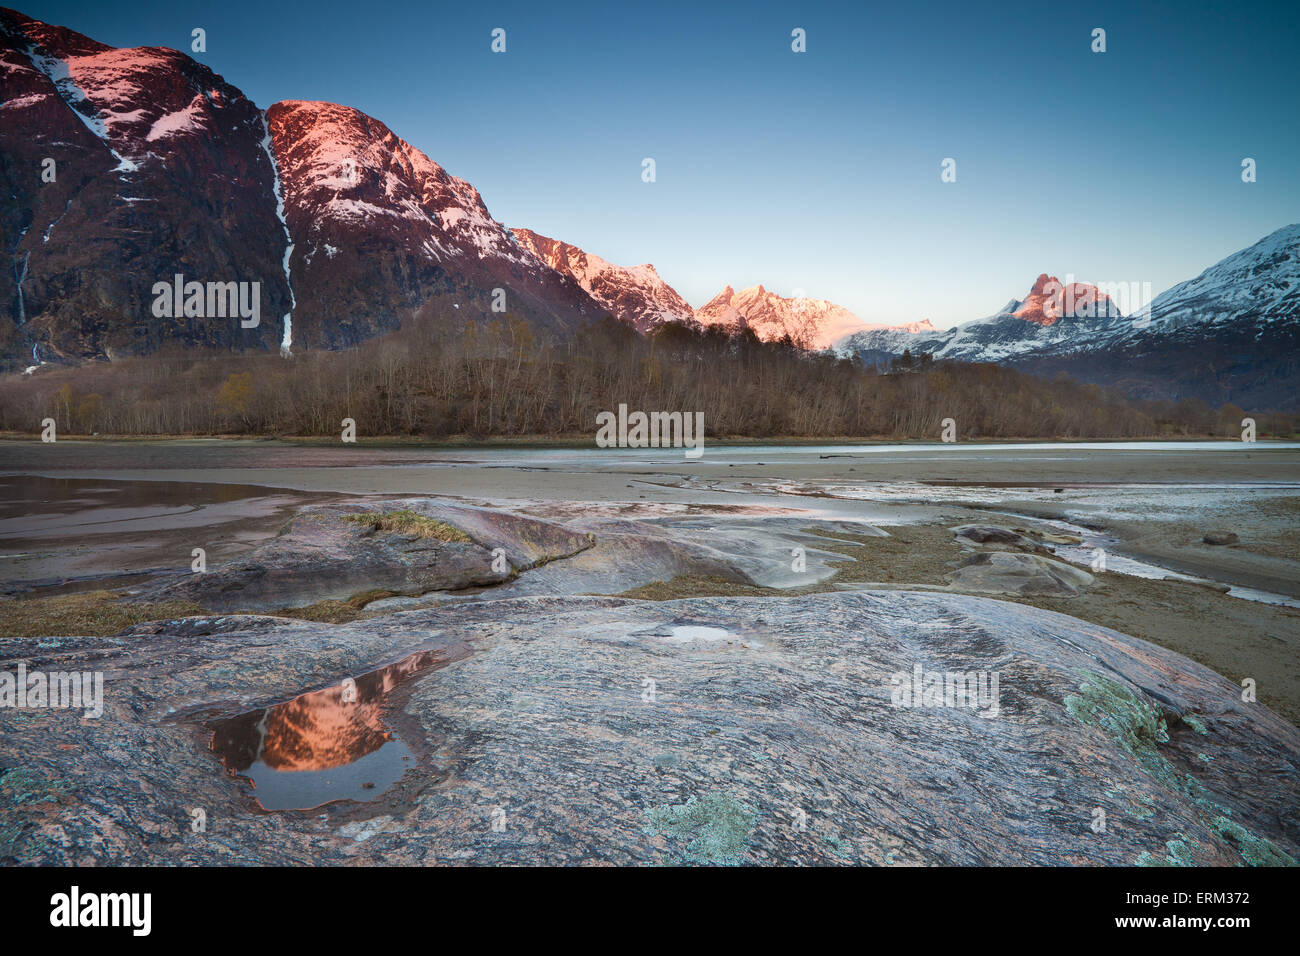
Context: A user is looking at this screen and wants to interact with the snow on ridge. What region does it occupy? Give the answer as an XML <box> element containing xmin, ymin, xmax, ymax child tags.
<box><xmin>0</xmin><ymin>92</ymin><xmax>46</xmax><ymax>109</ymax></box>
<box><xmin>18</xmin><ymin>41</ymin><xmax>144</xmax><ymax>174</ymax></box>
<box><xmin>1142</xmin><ymin>222</ymin><xmax>1300</xmax><ymax>325</ymax></box>
<box><xmin>270</xmin><ymin>99</ymin><xmax>521</xmax><ymax>265</ymax></box>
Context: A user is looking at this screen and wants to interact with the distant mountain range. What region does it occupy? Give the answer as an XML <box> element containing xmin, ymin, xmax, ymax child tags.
<box><xmin>2</xmin><ymin>7</ymin><xmax>1296</xmax><ymax>409</ymax></box>
<box><xmin>695</xmin><ymin>284</ymin><xmax>900</xmax><ymax>350</ymax></box>
<box><xmin>836</xmin><ymin>225</ymin><xmax>1300</xmax><ymax>409</ymax></box>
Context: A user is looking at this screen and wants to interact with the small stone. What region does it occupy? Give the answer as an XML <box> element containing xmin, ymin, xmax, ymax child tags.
<box><xmin>953</xmin><ymin>525</ymin><xmax>1022</xmax><ymax>544</ymax></box>
<box><xmin>1203</xmin><ymin>532</ymin><xmax>1239</xmax><ymax>546</ymax></box>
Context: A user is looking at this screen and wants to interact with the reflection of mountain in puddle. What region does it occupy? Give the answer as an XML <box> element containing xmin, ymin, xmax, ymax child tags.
<box><xmin>209</xmin><ymin>649</ymin><xmax>447</xmax><ymax>811</ymax></box>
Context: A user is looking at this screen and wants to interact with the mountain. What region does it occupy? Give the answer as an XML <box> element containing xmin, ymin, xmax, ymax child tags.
<box><xmin>1016</xmin><ymin>225</ymin><xmax>1300</xmax><ymax>409</ymax></box>
<box><xmin>836</xmin><ymin>275</ymin><xmax>1129</xmax><ymax>365</ymax></box>
<box><xmin>3</xmin><ymin>7</ymin><xmax>1295</xmax><ymax>409</ymax></box>
<box><xmin>1125</xmin><ymin>224</ymin><xmax>1300</xmax><ymax>335</ymax></box>
<box><xmin>694</xmin><ymin>284</ymin><xmax>874</xmax><ymax>349</ymax></box>
<box><xmin>510</xmin><ymin>228</ymin><xmax>693</xmax><ymax>333</ymax></box>
<box><xmin>836</xmin><ymin>228</ymin><xmax>1300</xmax><ymax>408</ymax></box>
<box><xmin>0</xmin><ymin>6</ymin><xmax>291</xmax><ymax>364</ymax></box>
<box><xmin>0</xmin><ymin>7</ymin><xmax>600</xmax><ymax>369</ymax></box>
<box><xmin>1005</xmin><ymin>273</ymin><xmax>1122</xmax><ymax>327</ymax></box>
<box><xmin>263</xmin><ymin>101</ymin><xmax>601</xmax><ymax>352</ymax></box>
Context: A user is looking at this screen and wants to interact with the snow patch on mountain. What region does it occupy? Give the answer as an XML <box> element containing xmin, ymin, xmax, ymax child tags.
<box><xmin>146</xmin><ymin>98</ymin><xmax>207</xmax><ymax>141</ymax></box>
<box><xmin>268</xmin><ymin>100</ymin><xmax>542</xmax><ymax>274</ymax></box>
<box><xmin>835</xmin><ymin>272</ymin><xmax>1136</xmax><ymax>363</ymax></box>
<box><xmin>18</xmin><ymin>40</ymin><xmax>138</xmax><ymax>172</ymax></box>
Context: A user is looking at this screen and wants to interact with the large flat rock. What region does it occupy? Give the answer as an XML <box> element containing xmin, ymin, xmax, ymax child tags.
<box><xmin>2</xmin><ymin>590</ymin><xmax>1295</xmax><ymax>865</ymax></box>
<box><xmin>129</xmin><ymin>500</ymin><xmax>594</xmax><ymax>612</ymax></box>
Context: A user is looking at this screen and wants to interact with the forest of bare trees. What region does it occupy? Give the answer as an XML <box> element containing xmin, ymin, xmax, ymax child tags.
<box><xmin>0</xmin><ymin>318</ymin><xmax>1290</xmax><ymax>440</ymax></box>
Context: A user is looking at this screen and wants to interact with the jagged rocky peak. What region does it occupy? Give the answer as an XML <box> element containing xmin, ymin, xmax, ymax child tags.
<box><xmin>694</xmin><ymin>284</ymin><xmax>870</xmax><ymax>349</ymax></box>
<box><xmin>1009</xmin><ymin>274</ymin><xmax>1123</xmax><ymax>326</ymax></box>
<box><xmin>510</xmin><ymin>228</ymin><xmax>695</xmax><ymax>332</ymax></box>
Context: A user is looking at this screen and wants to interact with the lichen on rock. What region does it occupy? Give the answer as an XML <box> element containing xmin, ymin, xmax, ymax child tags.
<box><xmin>644</xmin><ymin>793</ymin><xmax>756</xmax><ymax>865</ymax></box>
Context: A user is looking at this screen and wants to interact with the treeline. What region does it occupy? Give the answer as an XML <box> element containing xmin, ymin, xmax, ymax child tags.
<box><xmin>0</xmin><ymin>317</ymin><xmax>1292</xmax><ymax>440</ymax></box>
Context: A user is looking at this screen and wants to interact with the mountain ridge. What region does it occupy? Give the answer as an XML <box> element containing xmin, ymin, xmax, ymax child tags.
<box><xmin>836</xmin><ymin>224</ymin><xmax>1300</xmax><ymax>408</ymax></box>
<box><xmin>509</xmin><ymin>227</ymin><xmax>694</xmax><ymax>332</ymax></box>
<box><xmin>2</xmin><ymin>7</ymin><xmax>1295</xmax><ymax>409</ymax></box>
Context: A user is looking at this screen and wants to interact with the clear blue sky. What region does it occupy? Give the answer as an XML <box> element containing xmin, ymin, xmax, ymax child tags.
<box><xmin>21</xmin><ymin>0</ymin><xmax>1300</xmax><ymax>326</ymax></box>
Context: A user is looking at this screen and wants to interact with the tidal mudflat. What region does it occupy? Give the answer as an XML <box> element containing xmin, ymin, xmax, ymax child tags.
<box><xmin>1</xmin><ymin>440</ymin><xmax>1297</xmax><ymax>865</ymax></box>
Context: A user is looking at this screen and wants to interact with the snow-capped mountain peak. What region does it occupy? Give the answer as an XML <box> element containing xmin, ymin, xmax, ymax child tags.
<box><xmin>267</xmin><ymin>100</ymin><xmax>537</xmax><ymax>269</ymax></box>
<box><xmin>1</xmin><ymin>9</ymin><xmax>261</xmax><ymax>177</ymax></box>
<box><xmin>1127</xmin><ymin>223</ymin><xmax>1300</xmax><ymax>333</ymax></box>
<box><xmin>835</xmin><ymin>272</ymin><xmax>1131</xmax><ymax>363</ymax></box>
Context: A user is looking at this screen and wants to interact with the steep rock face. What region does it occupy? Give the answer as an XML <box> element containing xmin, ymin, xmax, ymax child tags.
<box><xmin>695</xmin><ymin>284</ymin><xmax>870</xmax><ymax>349</ymax></box>
<box><xmin>510</xmin><ymin>228</ymin><xmax>694</xmax><ymax>332</ymax></box>
<box><xmin>0</xmin><ymin>9</ymin><xmax>602</xmax><ymax>368</ymax></box>
<box><xmin>0</xmin><ymin>7</ymin><xmax>291</xmax><ymax>365</ymax></box>
<box><xmin>264</xmin><ymin>101</ymin><xmax>603</xmax><ymax>350</ymax></box>
<box><xmin>1008</xmin><ymin>274</ymin><xmax>1120</xmax><ymax>327</ymax></box>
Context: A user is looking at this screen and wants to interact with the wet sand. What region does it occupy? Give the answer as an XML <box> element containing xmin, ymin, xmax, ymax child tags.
<box><xmin>8</xmin><ymin>439</ymin><xmax>1297</xmax><ymax>586</ymax></box>
<box><xmin>0</xmin><ymin>474</ymin><xmax>337</xmax><ymax>593</ymax></box>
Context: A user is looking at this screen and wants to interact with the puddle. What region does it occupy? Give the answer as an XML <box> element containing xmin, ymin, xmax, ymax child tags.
<box><xmin>208</xmin><ymin>648</ymin><xmax>451</xmax><ymax>811</ymax></box>
<box><xmin>664</xmin><ymin>625</ymin><xmax>733</xmax><ymax>643</ymax></box>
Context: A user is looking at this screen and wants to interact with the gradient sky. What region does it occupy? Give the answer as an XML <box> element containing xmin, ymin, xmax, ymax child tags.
<box><xmin>20</xmin><ymin>0</ymin><xmax>1300</xmax><ymax>326</ymax></box>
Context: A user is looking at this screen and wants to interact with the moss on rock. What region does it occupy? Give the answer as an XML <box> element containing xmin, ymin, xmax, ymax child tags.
<box><xmin>342</xmin><ymin>510</ymin><xmax>471</xmax><ymax>543</ymax></box>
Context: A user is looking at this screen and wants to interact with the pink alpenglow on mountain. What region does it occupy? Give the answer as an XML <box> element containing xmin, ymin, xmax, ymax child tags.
<box><xmin>1011</xmin><ymin>274</ymin><xmax>1120</xmax><ymax>326</ymax></box>
<box><xmin>263</xmin><ymin>100</ymin><xmax>603</xmax><ymax>349</ymax></box>
<box><xmin>694</xmin><ymin>285</ymin><xmax>874</xmax><ymax>349</ymax></box>
<box><xmin>510</xmin><ymin>228</ymin><xmax>694</xmax><ymax>332</ymax></box>
<box><xmin>0</xmin><ymin>8</ymin><xmax>603</xmax><ymax>364</ymax></box>
<box><xmin>890</xmin><ymin>319</ymin><xmax>938</xmax><ymax>334</ymax></box>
